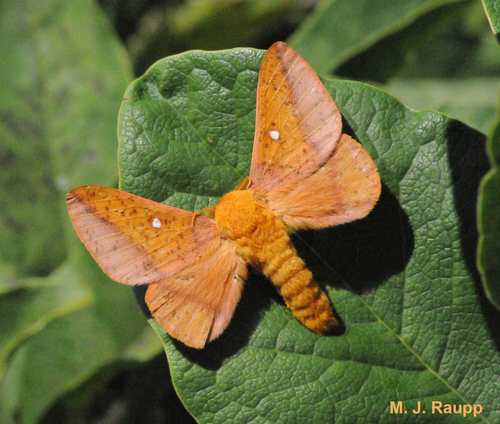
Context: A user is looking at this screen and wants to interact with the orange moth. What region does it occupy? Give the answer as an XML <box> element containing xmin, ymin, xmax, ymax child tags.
<box><xmin>67</xmin><ymin>42</ymin><xmax>381</xmax><ymax>349</ymax></box>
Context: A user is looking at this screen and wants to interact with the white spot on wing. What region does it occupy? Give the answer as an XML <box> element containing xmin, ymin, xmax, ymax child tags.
<box><xmin>152</xmin><ymin>217</ymin><xmax>162</xmax><ymax>228</ymax></box>
<box><xmin>270</xmin><ymin>130</ymin><xmax>280</xmax><ymax>140</ymax></box>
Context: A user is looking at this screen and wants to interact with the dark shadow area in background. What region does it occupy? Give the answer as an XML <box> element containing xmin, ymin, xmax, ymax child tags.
<box><xmin>41</xmin><ymin>354</ymin><xmax>197</xmax><ymax>424</ymax></box>
<box><xmin>446</xmin><ymin>120</ymin><xmax>500</xmax><ymax>351</ymax></box>
<box><xmin>133</xmin><ymin>284</ymin><xmax>153</xmax><ymax>318</ymax></box>
<box><xmin>97</xmin><ymin>0</ymin><xmax>299</xmax><ymax>77</ymax></box>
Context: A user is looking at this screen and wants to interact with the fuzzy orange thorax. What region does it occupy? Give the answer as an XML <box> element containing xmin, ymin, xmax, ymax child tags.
<box><xmin>215</xmin><ymin>189</ymin><xmax>336</xmax><ymax>334</ymax></box>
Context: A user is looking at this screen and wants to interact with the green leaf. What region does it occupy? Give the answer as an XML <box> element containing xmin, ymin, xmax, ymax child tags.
<box><xmin>482</xmin><ymin>0</ymin><xmax>500</xmax><ymax>34</ymax></box>
<box><xmin>384</xmin><ymin>77</ymin><xmax>499</xmax><ymax>134</ymax></box>
<box><xmin>0</xmin><ymin>1</ymin><xmax>159</xmax><ymax>423</ymax></box>
<box><xmin>335</xmin><ymin>1</ymin><xmax>496</xmax><ymax>83</ymax></box>
<box><xmin>477</xmin><ymin>95</ymin><xmax>500</xmax><ymax>310</ymax></box>
<box><xmin>0</xmin><ymin>250</ymin><xmax>160</xmax><ymax>424</ymax></box>
<box><xmin>0</xmin><ymin>262</ymin><xmax>92</xmax><ymax>381</ymax></box>
<box><xmin>288</xmin><ymin>0</ymin><xmax>470</xmax><ymax>75</ymax></box>
<box><xmin>119</xmin><ymin>47</ymin><xmax>500</xmax><ymax>422</ymax></box>
<box><xmin>0</xmin><ymin>0</ymin><xmax>130</xmax><ymax>276</ymax></box>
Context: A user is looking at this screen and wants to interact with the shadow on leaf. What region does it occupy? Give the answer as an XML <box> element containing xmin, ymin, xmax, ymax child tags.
<box><xmin>296</xmin><ymin>184</ymin><xmax>415</xmax><ymax>294</ymax></box>
<box><xmin>134</xmin><ymin>271</ymin><xmax>274</xmax><ymax>368</ymax></box>
<box><xmin>446</xmin><ymin>120</ymin><xmax>500</xmax><ymax>349</ymax></box>
<box><xmin>172</xmin><ymin>272</ymin><xmax>273</xmax><ymax>369</ymax></box>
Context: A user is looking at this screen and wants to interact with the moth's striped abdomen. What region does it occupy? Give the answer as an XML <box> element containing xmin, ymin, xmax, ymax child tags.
<box><xmin>215</xmin><ymin>190</ymin><xmax>336</xmax><ymax>334</ymax></box>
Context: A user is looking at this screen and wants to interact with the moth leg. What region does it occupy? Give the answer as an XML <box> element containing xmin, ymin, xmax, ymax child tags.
<box><xmin>233</xmin><ymin>176</ymin><xmax>250</xmax><ymax>191</ymax></box>
<box><xmin>191</xmin><ymin>205</ymin><xmax>217</xmax><ymax>225</ymax></box>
